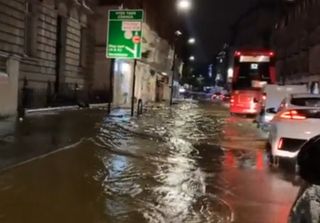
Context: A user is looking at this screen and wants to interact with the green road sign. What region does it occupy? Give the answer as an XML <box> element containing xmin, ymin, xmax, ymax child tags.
<box><xmin>107</xmin><ymin>9</ymin><xmax>144</xmax><ymax>59</ymax></box>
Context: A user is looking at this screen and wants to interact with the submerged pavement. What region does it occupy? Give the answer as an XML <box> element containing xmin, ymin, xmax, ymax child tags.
<box><xmin>0</xmin><ymin>102</ymin><xmax>299</xmax><ymax>223</ymax></box>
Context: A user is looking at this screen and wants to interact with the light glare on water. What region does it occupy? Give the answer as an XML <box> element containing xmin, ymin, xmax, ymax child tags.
<box><xmin>0</xmin><ymin>103</ymin><xmax>298</xmax><ymax>223</ymax></box>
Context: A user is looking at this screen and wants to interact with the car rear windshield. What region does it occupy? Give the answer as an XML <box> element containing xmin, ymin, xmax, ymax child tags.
<box><xmin>291</xmin><ymin>97</ymin><xmax>320</xmax><ymax>107</ymax></box>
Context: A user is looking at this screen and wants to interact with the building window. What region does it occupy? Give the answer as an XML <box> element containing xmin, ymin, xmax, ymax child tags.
<box><xmin>303</xmin><ymin>1</ymin><xmax>307</xmax><ymax>10</ymax></box>
<box><xmin>24</xmin><ymin>2</ymin><xmax>37</xmax><ymax>56</ymax></box>
<box><xmin>284</xmin><ymin>15</ymin><xmax>289</xmax><ymax>27</ymax></box>
<box><xmin>79</xmin><ymin>28</ymin><xmax>87</xmax><ymax>67</ymax></box>
<box><xmin>0</xmin><ymin>57</ymin><xmax>6</xmax><ymax>73</ymax></box>
<box><xmin>310</xmin><ymin>81</ymin><xmax>320</xmax><ymax>94</ymax></box>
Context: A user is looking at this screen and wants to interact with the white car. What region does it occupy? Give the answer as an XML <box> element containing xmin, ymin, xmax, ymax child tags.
<box><xmin>257</xmin><ymin>84</ymin><xmax>308</xmax><ymax>130</ymax></box>
<box><xmin>267</xmin><ymin>93</ymin><xmax>320</xmax><ymax>163</ymax></box>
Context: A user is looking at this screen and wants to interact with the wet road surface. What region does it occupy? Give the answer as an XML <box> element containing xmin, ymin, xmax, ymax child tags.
<box><xmin>0</xmin><ymin>102</ymin><xmax>299</xmax><ymax>223</ymax></box>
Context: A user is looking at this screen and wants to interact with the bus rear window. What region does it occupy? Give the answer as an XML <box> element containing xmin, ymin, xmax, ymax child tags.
<box><xmin>238</xmin><ymin>62</ymin><xmax>270</xmax><ymax>81</ymax></box>
<box><xmin>233</xmin><ymin>62</ymin><xmax>271</xmax><ymax>90</ymax></box>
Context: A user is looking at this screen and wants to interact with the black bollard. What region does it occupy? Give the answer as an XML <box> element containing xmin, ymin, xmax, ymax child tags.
<box><xmin>137</xmin><ymin>99</ymin><xmax>143</xmax><ymax>116</ymax></box>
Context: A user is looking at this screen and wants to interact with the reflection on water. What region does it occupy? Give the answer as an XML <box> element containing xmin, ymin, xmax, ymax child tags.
<box><xmin>0</xmin><ymin>102</ymin><xmax>298</xmax><ymax>223</ymax></box>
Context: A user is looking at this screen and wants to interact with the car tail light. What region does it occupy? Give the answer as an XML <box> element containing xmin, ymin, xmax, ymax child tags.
<box><xmin>235</xmin><ymin>51</ymin><xmax>241</xmax><ymax>57</ymax></box>
<box><xmin>269</xmin><ymin>51</ymin><xmax>275</xmax><ymax>57</ymax></box>
<box><xmin>280</xmin><ymin>110</ymin><xmax>306</xmax><ymax>120</ymax></box>
<box><xmin>278</xmin><ymin>138</ymin><xmax>283</xmax><ymax>150</ymax></box>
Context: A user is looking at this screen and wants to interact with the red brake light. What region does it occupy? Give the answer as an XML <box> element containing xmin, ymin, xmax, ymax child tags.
<box><xmin>269</xmin><ymin>51</ymin><xmax>275</xmax><ymax>57</ymax></box>
<box><xmin>278</xmin><ymin>138</ymin><xmax>283</xmax><ymax>150</ymax></box>
<box><xmin>280</xmin><ymin>110</ymin><xmax>306</xmax><ymax>120</ymax></box>
<box><xmin>235</xmin><ymin>51</ymin><xmax>241</xmax><ymax>57</ymax></box>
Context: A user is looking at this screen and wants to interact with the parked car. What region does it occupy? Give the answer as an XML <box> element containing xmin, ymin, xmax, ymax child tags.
<box><xmin>266</xmin><ymin>93</ymin><xmax>320</xmax><ymax>164</ymax></box>
<box><xmin>211</xmin><ymin>92</ymin><xmax>230</xmax><ymax>102</ymax></box>
<box><xmin>211</xmin><ymin>92</ymin><xmax>223</xmax><ymax>101</ymax></box>
<box><xmin>288</xmin><ymin>135</ymin><xmax>320</xmax><ymax>223</ymax></box>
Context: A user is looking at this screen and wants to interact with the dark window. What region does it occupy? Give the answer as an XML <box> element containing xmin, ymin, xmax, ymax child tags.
<box><xmin>0</xmin><ymin>57</ymin><xmax>6</xmax><ymax>73</ymax></box>
<box><xmin>24</xmin><ymin>2</ymin><xmax>37</xmax><ymax>56</ymax></box>
<box><xmin>284</xmin><ymin>15</ymin><xmax>289</xmax><ymax>26</ymax></box>
<box><xmin>79</xmin><ymin>28</ymin><xmax>87</xmax><ymax>67</ymax></box>
<box><xmin>233</xmin><ymin>62</ymin><xmax>271</xmax><ymax>90</ymax></box>
<box><xmin>291</xmin><ymin>97</ymin><xmax>320</xmax><ymax>107</ymax></box>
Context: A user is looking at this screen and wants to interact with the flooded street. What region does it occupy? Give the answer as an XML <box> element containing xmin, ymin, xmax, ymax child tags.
<box><xmin>0</xmin><ymin>102</ymin><xmax>299</xmax><ymax>223</ymax></box>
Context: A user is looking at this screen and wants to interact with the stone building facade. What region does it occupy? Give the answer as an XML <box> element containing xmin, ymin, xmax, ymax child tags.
<box><xmin>231</xmin><ymin>1</ymin><xmax>277</xmax><ymax>49</ymax></box>
<box><xmin>0</xmin><ymin>0</ymin><xmax>26</xmax><ymax>116</ymax></box>
<box><xmin>272</xmin><ymin>0</ymin><xmax>320</xmax><ymax>89</ymax></box>
<box><xmin>0</xmin><ymin>0</ymin><xmax>177</xmax><ymax>116</ymax></box>
<box><xmin>0</xmin><ymin>0</ymin><xmax>99</xmax><ymax>115</ymax></box>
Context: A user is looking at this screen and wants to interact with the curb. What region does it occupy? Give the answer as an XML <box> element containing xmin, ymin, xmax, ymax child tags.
<box><xmin>25</xmin><ymin>105</ymin><xmax>80</xmax><ymax>114</ymax></box>
<box><xmin>89</xmin><ymin>103</ymin><xmax>109</xmax><ymax>109</ymax></box>
<box><xmin>25</xmin><ymin>103</ymin><xmax>113</xmax><ymax>115</ymax></box>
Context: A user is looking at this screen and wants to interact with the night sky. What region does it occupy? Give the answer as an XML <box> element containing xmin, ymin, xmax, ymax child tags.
<box><xmin>183</xmin><ymin>0</ymin><xmax>259</xmax><ymax>63</ymax></box>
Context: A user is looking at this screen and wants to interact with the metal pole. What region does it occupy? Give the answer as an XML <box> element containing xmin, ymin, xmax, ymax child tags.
<box><xmin>108</xmin><ymin>59</ymin><xmax>115</xmax><ymax>114</ymax></box>
<box><xmin>170</xmin><ymin>46</ymin><xmax>176</xmax><ymax>106</ymax></box>
<box><xmin>131</xmin><ymin>59</ymin><xmax>137</xmax><ymax>116</ymax></box>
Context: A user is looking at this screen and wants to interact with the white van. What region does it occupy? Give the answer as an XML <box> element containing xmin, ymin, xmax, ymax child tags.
<box><xmin>257</xmin><ymin>84</ymin><xmax>308</xmax><ymax>130</ymax></box>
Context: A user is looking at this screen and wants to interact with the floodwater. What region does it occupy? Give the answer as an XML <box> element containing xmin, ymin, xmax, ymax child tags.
<box><xmin>0</xmin><ymin>102</ymin><xmax>299</xmax><ymax>223</ymax></box>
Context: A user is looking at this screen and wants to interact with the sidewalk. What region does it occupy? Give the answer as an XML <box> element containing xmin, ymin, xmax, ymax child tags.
<box><xmin>0</xmin><ymin>108</ymin><xmax>110</xmax><ymax>172</ymax></box>
<box><xmin>0</xmin><ymin>101</ymin><xmax>174</xmax><ymax>171</ymax></box>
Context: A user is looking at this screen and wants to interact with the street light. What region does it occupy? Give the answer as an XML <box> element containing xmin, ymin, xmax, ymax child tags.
<box><xmin>175</xmin><ymin>30</ymin><xmax>183</xmax><ymax>37</ymax></box>
<box><xmin>188</xmin><ymin>37</ymin><xmax>196</xmax><ymax>45</ymax></box>
<box><xmin>177</xmin><ymin>0</ymin><xmax>192</xmax><ymax>11</ymax></box>
<box><xmin>170</xmin><ymin>30</ymin><xmax>183</xmax><ymax>106</ymax></box>
<box><xmin>189</xmin><ymin>55</ymin><xmax>195</xmax><ymax>61</ymax></box>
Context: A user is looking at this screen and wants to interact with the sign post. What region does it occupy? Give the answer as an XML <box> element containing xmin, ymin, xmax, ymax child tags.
<box><xmin>107</xmin><ymin>9</ymin><xmax>144</xmax><ymax>116</ymax></box>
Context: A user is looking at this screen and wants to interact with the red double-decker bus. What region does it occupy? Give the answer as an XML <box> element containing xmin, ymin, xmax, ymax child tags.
<box><xmin>230</xmin><ymin>49</ymin><xmax>277</xmax><ymax>115</ymax></box>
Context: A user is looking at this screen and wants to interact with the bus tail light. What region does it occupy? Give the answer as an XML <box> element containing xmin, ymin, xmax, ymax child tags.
<box><xmin>230</xmin><ymin>96</ymin><xmax>235</xmax><ymax>104</ymax></box>
<box><xmin>280</xmin><ymin>110</ymin><xmax>306</xmax><ymax>120</ymax></box>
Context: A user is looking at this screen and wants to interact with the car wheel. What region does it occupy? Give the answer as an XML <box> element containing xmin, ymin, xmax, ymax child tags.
<box><xmin>266</xmin><ymin>143</ymin><xmax>278</xmax><ymax>166</ymax></box>
<box><xmin>294</xmin><ymin>160</ymin><xmax>300</xmax><ymax>174</ymax></box>
<box><xmin>295</xmin><ymin>164</ymin><xmax>299</xmax><ymax>174</ymax></box>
